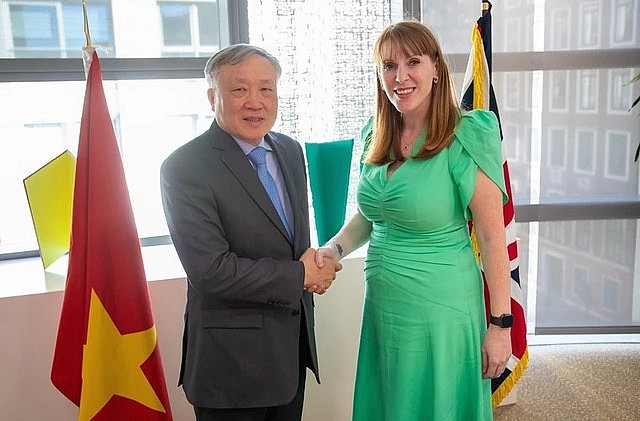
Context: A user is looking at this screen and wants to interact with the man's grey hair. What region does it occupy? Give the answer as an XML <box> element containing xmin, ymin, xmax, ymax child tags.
<box><xmin>204</xmin><ymin>44</ymin><xmax>282</xmax><ymax>88</ymax></box>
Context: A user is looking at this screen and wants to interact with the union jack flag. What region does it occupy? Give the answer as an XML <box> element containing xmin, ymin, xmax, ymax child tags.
<box><xmin>461</xmin><ymin>0</ymin><xmax>529</xmax><ymax>408</ymax></box>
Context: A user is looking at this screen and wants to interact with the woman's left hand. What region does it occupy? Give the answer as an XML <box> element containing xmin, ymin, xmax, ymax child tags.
<box><xmin>481</xmin><ymin>325</ymin><xmax>512</xmax><ymax>379</ymax></box>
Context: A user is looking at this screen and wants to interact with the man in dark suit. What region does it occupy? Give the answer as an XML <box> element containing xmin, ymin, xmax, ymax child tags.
<box><xmin>160</xmin><ymin>44</ymin><xmax>341</xmax><ymax>420</ymax></box>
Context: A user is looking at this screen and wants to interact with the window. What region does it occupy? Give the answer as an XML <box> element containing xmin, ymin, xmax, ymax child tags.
<box><xmin>0</xmin><ymin>0</ymin><xmax>232</xmax><ymax>255</ymax></box>
<box><xmin>602</xmin><ymin>277</ymin><xmax>620</xmax><ymax>311</ymax></box>
<box><xmin>538</xmin><ymin>253</ymin><xmax>565</xmax><ymax>310</ymax></box>
<box><xmin>604</xmin><ymin>132</ymin><xmax>630</xmax><ymax>180</ymax></box>
<box><xmin>546</xmin><ymin>220</ymin><xmax>568</xmax><ymax>244</ymax></box>
<box><xmin>579</xmin><ymin>2</ymin><xmax>600</xmax><ymax>49</ymax></box>
<box><xmin>603</xmin><ymin>220</ymin><xmax>629</xmax><ymax>265</ymax></box>
<box><xmin>573</xmin><ymin>220</ymin><xmax>593</xmax><ymax>253</ymax></box>
<box><xmin>549</xmin><ymin>71</ymin><xmax>569</xmax><ymax>111</ymax></box>
<box><xmin>573</xmin><ymin>265</ymin><xmax>591</xmax><ymax>305</ymax></box>
<box><xmin>503</xmin><ymin>124</ymin><xmax>519</xmax><ymax>162</ymax></box>
<box><xmin>575</xmin><ymin>129</ymin><xmax>596</xmax><ymax>174</ymax></box>
<box><xmin>504</xmin><ymin>17</ymin><xmax>521</xmax><ymax>52</ymax></box>
<box><xmin>608</xmin><ymin>68</ymin><xmax>634</xmax><ymax>113</ymax></box>
<box><xmin>504</xmin><ymin>73</ymin><xmax>520</xmax><ymax>110</ymax></box>
<box><xmin>548</xmin><ymin>128</ymin><xmax>567</xmax><ymax>169</ymax></box>
<box><xmin>577</xmin><ymin>69</ymin><xmax>599</xmax><ymax>112</ymax></box>
<box><xmin>158</xmin><ymin>1</ymin><xmax>221</xmax><ymax>57</ymax></box>
<box><xmin>611</xmin><ymin>0</ymin><xmax>636</xmax><ymax>46</ymax></box>
<box><xmin>550</xmin><ymin>7</ymin><xmax>571</xmax><ymax>50</ymax></box>
<box><xmin>418</xmin><ymin>0</ymin><xmax>478</xmax><ymax>54</ymax></box>
<box><xmin>420</xmin><ymin>0</ymin><xmax>640</xmax><ymax>334</ymax></box>
<box><xmin>7</xmin><ymin>1</ymin><xmax>114</xmax><ymax>58</ymax></box>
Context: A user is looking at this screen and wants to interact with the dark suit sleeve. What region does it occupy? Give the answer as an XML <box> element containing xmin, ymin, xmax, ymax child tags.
<box><xmin>160</xmin><ymin>140</ymin><xmax>305</xmax><ymax>310</ymax></box>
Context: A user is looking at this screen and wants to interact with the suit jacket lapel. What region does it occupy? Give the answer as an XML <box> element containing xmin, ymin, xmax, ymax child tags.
<box><xmin>209</xmin><ymin>122</ymin><xmax>292</xmax><ymax>243</ymax></box>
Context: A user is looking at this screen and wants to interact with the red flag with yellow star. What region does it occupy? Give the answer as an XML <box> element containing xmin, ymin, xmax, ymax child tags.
<box><xmin>50</xmin><ymin>49</ymin><xmax>172</xmax><ymax>420</ymax></box>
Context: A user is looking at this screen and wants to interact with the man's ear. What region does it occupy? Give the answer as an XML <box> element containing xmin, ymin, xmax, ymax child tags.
<box><xmin>207</xmin><ymin>88</ymin><xmax>216</xmax><ymax>111</ymax></box>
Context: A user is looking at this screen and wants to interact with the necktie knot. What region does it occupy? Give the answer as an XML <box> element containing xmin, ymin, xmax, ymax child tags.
<box><xmin>248</xmin><ymin>146</ymin><xmax>267</xmax><ymax>166</ymax></box>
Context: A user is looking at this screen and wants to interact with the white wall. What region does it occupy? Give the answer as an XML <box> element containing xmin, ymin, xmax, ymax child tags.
<box><xmin>0</xmin><ymin>256</ymin><xmax>366</xmax><ymax>421</ymax></box>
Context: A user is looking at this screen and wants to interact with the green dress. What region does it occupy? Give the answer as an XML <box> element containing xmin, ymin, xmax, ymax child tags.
<box><xmin>353</xmin><ymin>110</ymin><xmax>507</xmax><ymax>421</ymax></box>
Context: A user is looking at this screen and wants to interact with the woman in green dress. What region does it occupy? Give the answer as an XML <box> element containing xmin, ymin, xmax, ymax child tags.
<box><xmin>314</xmin><ymin>21</ymin><xmax>513</xmax><ymax>420</ymax></box>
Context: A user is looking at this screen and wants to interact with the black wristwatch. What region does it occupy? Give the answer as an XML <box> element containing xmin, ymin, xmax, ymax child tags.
<box><xmin>490</xmin><ymin>313</ymin><xmax>514</xmax><ymax>328</ymax></box>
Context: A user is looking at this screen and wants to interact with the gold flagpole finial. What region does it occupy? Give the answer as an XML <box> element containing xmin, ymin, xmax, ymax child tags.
<box><xmin>82</xmin><ymin>0</ymin><xmax>92</xmax><ymax>48</ymax></box>
<box><xmin>81</xmin><ymin>0</ymin><xmax>95</xmax><ymax>77</ymax></box>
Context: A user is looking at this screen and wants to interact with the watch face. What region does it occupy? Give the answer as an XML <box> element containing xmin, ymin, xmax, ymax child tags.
<box><xmin>491</xmin><ymin>314</ymin><xmax>514</xmax><ymax>328</ymax></box>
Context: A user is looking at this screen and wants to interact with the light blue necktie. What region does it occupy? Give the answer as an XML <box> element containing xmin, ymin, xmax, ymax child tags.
<box><xmin>247</xmin><ymin>146</ymin><xmax>293</xmax><ymax>239</ymax></box>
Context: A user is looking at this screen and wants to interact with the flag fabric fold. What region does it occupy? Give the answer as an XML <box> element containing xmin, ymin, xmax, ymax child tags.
<box><xmin>305</xmin><ymin>139</ymin><xmax>354</xmax><ymax>245</ymax></box>
<box><xmin>50</xmin><ymin>49</ymin><xmax>172</xmax><ymax>420</ymax></box>
<box><xmin>461</xmin><ymin>0</ymin><xmax>529</xmax><ymax>408</ymax></box>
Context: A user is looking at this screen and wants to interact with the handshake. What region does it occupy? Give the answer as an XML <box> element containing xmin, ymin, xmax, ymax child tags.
<box><xmin>299</xmin><ymin>246</ymin><xmax>343</xmax><ymax>295</ymax></box>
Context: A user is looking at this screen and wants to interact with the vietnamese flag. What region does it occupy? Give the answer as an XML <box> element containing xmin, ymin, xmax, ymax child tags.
<box><xmin>50</xmin><ymin>49</ymin><xmax>172</xmax><ymax>421</ymax></box>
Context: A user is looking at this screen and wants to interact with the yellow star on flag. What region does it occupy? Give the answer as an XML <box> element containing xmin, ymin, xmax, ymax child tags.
<box><xmin>79</xmin><ymin>289</ymin><xmax>166</xmax><ymax>420</ymax></box>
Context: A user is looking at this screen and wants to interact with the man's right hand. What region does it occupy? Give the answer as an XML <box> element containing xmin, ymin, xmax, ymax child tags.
<box><xmin>299</xmin><ymin>248</ymin><xmax>342</xmax><ymax>294</ymax></box>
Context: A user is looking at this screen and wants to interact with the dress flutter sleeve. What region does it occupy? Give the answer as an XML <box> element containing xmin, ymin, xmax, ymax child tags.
<box><xmin>448</xmin><ymin>109</ymin><xmax>508</xmax><ymax>220</ymax></box>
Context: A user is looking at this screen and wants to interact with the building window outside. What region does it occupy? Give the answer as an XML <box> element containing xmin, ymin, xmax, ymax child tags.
<box><xmin>0</xmin><ymin>0</ymin><xmax>229</xmax><ymax>253</ymax></box>
<box><xmin>504</xmin><ymin>16</ymin><xmax>521</xmax><ymax>52</ymax></box>
<box><xmin>7</xmin><ymin>1</ymin><xmax>114</xmax><ymax>58</ymax></box>
<box><xmin>608</xmin><ymin>68</ymin><xmax>634</xmax><ymax>113</ymax></box>
<box><xmin>548</xmin><ymin>127</ymin><xmax>567</xmax><ymax>169</ymax></box>
<box><xmin>604</xmin><ymin>131</ymin><xmax>630</xmax><ymax>180</ymax></box>
<box><xmin>550</xmin><ymin>7</ymin><xmax>571</xmax><ymax>50</ymax></box>
<box><xmin>573</xmin><ymin>265</ymin><xmax>591</xmax><ymax>306</ymax></box>
<box><xmin>503</xmin><ymin>124</ymin><xmax>519</xmax><ymax>162</ymax></box>
<box><xmin>549</xmin><ymin>71</ymin><xmax>569</xmax><ymax>111</ymax></box>
<box><xmin>546</xmin><ymin>220</ymin><xmax>566</xmax><ymax>244</ymax></box>
<box><xmin>158</xmin><ymin>1</ymin><xmax>220</xmax><ymax>57</ymax></box>
<box><xmin>538</xmin><ymin>252</ymin><xmax>565</xmax><ymax>310</ymax></box>
<box><xmin>603</xmin><ymin>220</ymin><xmax>628</xmax><ymax>265</ymax></box>
<box><xmin>611</xmin><ymin>0</ymin><xmax>636</xmax><ymax>46</ymax></box>
<box><xmin>160</xmin><ymin>3</ymin><xmax>192</xmax><ymax>46</ymax></box>
<box><xmin>579</xmin><ymin>2</ymin><xmax>600</xmax><ymax>49</ymax></box>
<box><xmin>602</xmin><ymin>277</ymin><xmax>620</xmax><ymax>312</ymax></box>
<box><xmin>577</xmin><ymin>69</ymin><xmax>599</xmax><ymax>112</ymax></box>
<box><xmin>504</xmin><ymin>73</ymin><xmax>520</xmax><ymax>110</ymax></box>
<box><xmin>573</xmin><ymin>220</ymin><xmax>593</xmax><ymax>253</ymax></box>
<box><xmin>505</xmin><ymin>0</ymin><xmax>522</xmax><ymax>9</ymax></box>
<box><xmin>575</xmin><ymin>129</ymin><xmax>596</xmax><ymax>174</ymax></box>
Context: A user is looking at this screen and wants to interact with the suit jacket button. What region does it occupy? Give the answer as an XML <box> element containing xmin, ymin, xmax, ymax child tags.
<box><xmin>291</xmin><ymin>309</ymin><xmax>300</xmax><ymax>316</ymax></box>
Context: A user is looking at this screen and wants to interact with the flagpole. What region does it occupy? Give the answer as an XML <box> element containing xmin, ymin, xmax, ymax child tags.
<box><xmin>81</xmin><ymin>0</ymin><xmax>94</xmax><ymax>76</ymax></box>
<box><xmin>82</xmin><ymin>0</ymin><xmax>92</xmax><ymax>47</ymax></box>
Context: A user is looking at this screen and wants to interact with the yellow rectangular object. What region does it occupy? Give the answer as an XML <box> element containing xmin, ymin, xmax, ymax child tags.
<box><xmin>23</xmin><ymin>150</ymin><xmax>76</xmax><ymax>269</ymax></box>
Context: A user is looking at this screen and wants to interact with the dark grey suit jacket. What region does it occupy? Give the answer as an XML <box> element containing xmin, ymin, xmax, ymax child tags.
<box><xmin>160</xmin><ymin>120</ymin><xmax>318</xmax><ymax>409</ymax></box>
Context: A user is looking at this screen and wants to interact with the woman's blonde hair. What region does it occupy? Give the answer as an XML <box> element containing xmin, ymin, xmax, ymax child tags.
<box><xmin>365</xmin><ymin>20</ymin><xmax>460</xmax><ymax>164</ymax></box>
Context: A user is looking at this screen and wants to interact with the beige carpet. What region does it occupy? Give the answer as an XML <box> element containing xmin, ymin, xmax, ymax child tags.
<box><xmin>494</xmin><ymin>343</ymin><xmax>640</xmax><ymax>421</ymax></box>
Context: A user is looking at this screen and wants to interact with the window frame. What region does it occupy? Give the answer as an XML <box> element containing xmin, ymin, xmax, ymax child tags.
<box><xmin>0</xmin><ymin>0</ymin><xmax>247</xmax><ymax>260</ymax></box>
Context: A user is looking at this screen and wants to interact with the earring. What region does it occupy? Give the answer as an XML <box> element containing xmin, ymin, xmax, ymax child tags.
<box><xmin>433</xmin><ymin>77</ymin><xmax>438</xmax><ymax>84</ymax></box>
